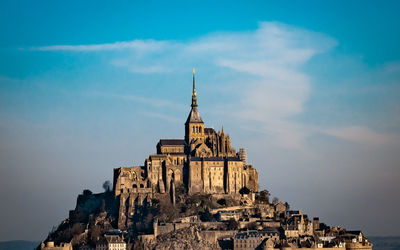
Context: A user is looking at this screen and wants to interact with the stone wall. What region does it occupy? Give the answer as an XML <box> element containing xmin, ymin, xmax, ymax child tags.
<box><xmin>157</xmin><ymin>222</ymin><xmax>227</xmax><ymax>236</ymax></box>
<box><xmin>199</xmin><ymin>230</ymin><xmax>237</xmax><ymax>244</ymax></box>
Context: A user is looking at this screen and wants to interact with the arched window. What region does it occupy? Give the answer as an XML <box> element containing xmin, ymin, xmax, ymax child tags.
<box><xmin>199</xmin><ymin>127</ymin><xmax>202</xmax><ymax>133</ymax></box>
<box><xmin>192</xmin><ymin>127</ymin><xmax>195</xmax><ymax>133</ymax></box>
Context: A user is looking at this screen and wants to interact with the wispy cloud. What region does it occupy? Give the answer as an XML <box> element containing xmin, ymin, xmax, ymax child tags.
<box><xmin>321</xmin><ymin>126</ymin><xmax>398</xmax><ymax>146</ymax></box>
<box><xmin>110</xmin><ymin>59</ymin><xmax>172</xmax><ymax>74</ymax></box>
<box><xmin>85</xmin><ymin>91</ymin><xmax>182</xmax><ymax>109</ymax></box>
<box><xmin>32</xmin><ymin>22</ymin><xmax>399</xmax><ymax>149</ymax></box>
<box><xmin>139</xmin><ymin>111</ymin><xmax>181</xmax><ymax>123</ymax></box>
<box><xmin>30</xmin><ymin>40</ymin><xmax>169</xmax><ymax>52</ymax></box>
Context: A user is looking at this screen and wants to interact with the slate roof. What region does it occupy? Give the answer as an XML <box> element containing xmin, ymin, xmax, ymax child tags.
<box><xmin>185</xmin><ymin>106</ymin><xmax>203</xmax><ymax>124</ymax></box>
<box><xmin>204</xmin><ymin>127</ymin><xmax>216</xmax><ymax>134</ymax></box>
<box><xmin>204</xmin><ymin>157</ymin><xmax>224</xmax><ymax>161</ymax></box>
<box><xmin>158</xmin><ymin>139</ymin><xmax>186</xmax><ymax>146</ymax></box>
<box><xmin>190</xmin><ymin>156</ymin><xmax>224</xmax><ymax>161</ymax></box>
<box><xmin>226</xmin><ymin>156</ymin><xmax>242</xmax><ymax>161</ymax></box>
<box><xmin>346</xmin><ymin>231</ymin><xmax>362</xmax><ymax>235</ymax></box>
<box><xmin>190</xmin><ymin>156</ymin><xmax>241</xmax><ymax>162</ymax></box>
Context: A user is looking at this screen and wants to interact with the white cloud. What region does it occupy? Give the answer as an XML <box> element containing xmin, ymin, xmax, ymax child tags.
<box><xmin>31</xmin><ymin>22</ymin><xmax>334</xmax><ymax>149</ymax></box>
<box><xmin>84</xmin><ymin>91</ymin><xmax>181</xmax><ymax>109</ymax></box>
<box><xmin>321</xmin><ymin>126</ymin><xmax>398</xmax><ymax>146</ymax></box>
<box><xmin>32</xmin><ymin>22</ymin><xmax>398</xmax><ymax>149</ymax></box>
<box><xmin>30</xmin><ymin>40</ymin><xmax>168</xmax><ymax>52</ymax></box>
<box><xmin>110</xmin><ymin>59</ymin><xmax>171</xmax><ymax>74</ymax></box>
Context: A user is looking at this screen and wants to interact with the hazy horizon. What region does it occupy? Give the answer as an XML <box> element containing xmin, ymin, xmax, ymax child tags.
<box><xmin>1</xmin><ymin>0</ymin><xmax>400</xmax><ymax>241</ymax></box>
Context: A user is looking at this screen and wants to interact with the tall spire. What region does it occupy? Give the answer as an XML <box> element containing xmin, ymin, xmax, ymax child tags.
<box><xmin>191</xmin><ymin>68</ymin><xmax>197</xmax><ymax>107</ymax></box>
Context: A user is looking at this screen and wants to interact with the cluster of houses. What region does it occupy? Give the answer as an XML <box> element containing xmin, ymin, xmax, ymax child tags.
<box><xmin>40</xmin><ymin>199</ymin><xmax>373</xmax><ymax>250</ymax></box>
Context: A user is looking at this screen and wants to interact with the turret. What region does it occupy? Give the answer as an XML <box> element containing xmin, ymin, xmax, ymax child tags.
<box><xmin>239</xmin><ymin>148</ymin><xmax>247</xmax><ymax>164</ymax></box>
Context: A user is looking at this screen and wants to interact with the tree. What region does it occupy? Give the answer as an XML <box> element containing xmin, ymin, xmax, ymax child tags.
<box><xmin>71</xmin><ymin>223</ymin><xmax>84</xmax><ymax>235</ymax></box>
<box><xmin>257</xmin><ymin>190</ymin><xmax>270</xmax><ymax>203</ymax></box>
<box><xmin>239</xmin><ymin>186</ymin><xmax>251</xmax><ymax>195</ymax></box>
<box><xmin>157</xmin><ymin>197</ymin><xmax>179</xmax><ymax>222</ymax></box>
<box><xmin>100</xmin><ymin>199</ymin><xmax>106</xmax><ymax>212</ymax></box>
<box><xmin>284</xmin><ymin>202</ymin><xmax>290</xmax><ymax>210</ymax></box>
<box><xmin>217</xmin><ymin>198</ymin><xmax>227</xmax><ymax>206</ymax></box>
<box><xmin>199</xmin><ymin>210</ymin><xmax>214</xmax><ymax>222</ymax></box>
<box><xmin>83</xmin><ymin>189</ymin><xmax>92</xmax><ymax>196</ymax></box>
<box><xmin>90</xmin><ymin>225</ymin><xmax>102</xmax><ymax>242</ymax></box>
<box><xmin>103</xmin><ymin>180</ymin><xmax>112</xmax><ymax>192</ymax></box>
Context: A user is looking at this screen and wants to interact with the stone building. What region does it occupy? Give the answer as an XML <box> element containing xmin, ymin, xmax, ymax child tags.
<box><xmin>113</xmin><ymin>70</ymin><xmax>259</xmax><ymax>228</ymax></box>
<box><xmin>233</xmin><ymin>230</ymin><xmax>279</xmax><ymax>250</ymax></box>
<box><xmin>40</xmin><ymin>242</ymin><xmax>72</xmax><ymax>250</ymax></box>
<box><xmin>95</xmin><ymin>235</ymin><xmax>126</xmax><ymax>250</ymax></box>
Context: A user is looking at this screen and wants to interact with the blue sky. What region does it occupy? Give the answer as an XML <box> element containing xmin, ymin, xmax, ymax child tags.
<box><xmin>0</xmin><ymin>0</ymin><xmax>400</xmax><ymax>240</ymax></box>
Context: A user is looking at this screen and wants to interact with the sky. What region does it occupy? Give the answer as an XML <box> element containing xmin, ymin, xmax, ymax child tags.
<box><xmin>0</xmin><ymin>0</ymin><xmax>400</xmax><ymax>241</ymax></box>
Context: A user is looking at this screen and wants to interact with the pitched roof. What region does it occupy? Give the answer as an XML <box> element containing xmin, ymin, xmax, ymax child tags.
<box><xmin>204</xmin><ymin>127</ymin><xmax>216</xmax><ymax>134</ymax></box>
<box><xmin>185</xmin><ymin>106</ymin><xmax>203</xmax><ymax>124</ymax></box>
<box><xmin>158</xmin><ymin>139</ymin><xmax>186</xmax><ymax>146</ymax></box>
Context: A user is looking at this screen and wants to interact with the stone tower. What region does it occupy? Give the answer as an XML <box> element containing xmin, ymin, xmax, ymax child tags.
<box><xmin>185</xmin><ymin>68</ymin><xmax>205</xmax><ymax>145</ymax></box>
<box><xmin>239</xmin><ymin>148</ymin><xmax>247</xmax><ymax>164</ymax></box>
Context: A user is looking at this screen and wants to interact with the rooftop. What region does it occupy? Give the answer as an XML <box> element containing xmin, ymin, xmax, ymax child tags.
<box><xmin>185</xmin><ymin>106</ymin><xmax>203</xmax><ymax>124</ymax></box>
<box><xmin>158</xmin><ymin>139</ymin><xmax>186</xmax><ymax>146</ymax></box>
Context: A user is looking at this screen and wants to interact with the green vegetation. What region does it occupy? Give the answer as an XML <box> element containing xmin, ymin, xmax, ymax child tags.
<box><xmin>255</xmin><ymin>189</ymin><xmax>270</xmax><ymax>204</ymax></box>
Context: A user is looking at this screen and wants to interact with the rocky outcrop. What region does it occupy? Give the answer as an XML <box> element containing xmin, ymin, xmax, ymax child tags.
<box><xmin>140</xmin><ymin>226</ymin><xmax>221</xmax><ymax>250</ymax></box>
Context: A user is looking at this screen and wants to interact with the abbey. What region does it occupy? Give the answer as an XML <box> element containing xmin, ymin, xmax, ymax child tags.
<box><xmin>43</xmin><ymin>71</ymin><xmax>373</xmax><ymax>250</ymax></box>
<box><xmin>113</xmin><ymin>70</ymin><xmax>258</xmax><ymax>228</ymax></box>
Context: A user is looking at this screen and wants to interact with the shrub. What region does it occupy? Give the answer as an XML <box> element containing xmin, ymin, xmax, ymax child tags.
<box><xmin>227</xmin><ymin>218</ymin><xmax>239</xmax><ymax>230</ymax></box>
<box><xmin>217</xmin><ymin>198</ymin><xmax>227</xmax><ymax>206</ymax></box>
<box><xmin>239</xmin><ymin>186</ymin><xmax>251</xmax><ymax>195</ymax></box>
<box><xmin>71</xmin><ymin>223</ymin><xmax>84</xmax><ymax>235</ymax></box>
<box><xmin>83</xmin><ymin>189</ymin><xmax>92</xmax><ymax>196</ymax></box>
<box><xmin>199</xmin><ymin>210</ymin><xmax>214</xmax><ymax>222</ymax></box>
<box><xmin>257</xmin><ymin>190</ymin><xmax>270</xmax><ymax>203</ymax></box>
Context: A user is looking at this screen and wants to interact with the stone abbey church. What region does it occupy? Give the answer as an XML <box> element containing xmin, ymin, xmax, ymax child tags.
<box><xmin>113</xmin><ymin>71</ymin><xmax>259</xmax><ymax>228</ymax></box>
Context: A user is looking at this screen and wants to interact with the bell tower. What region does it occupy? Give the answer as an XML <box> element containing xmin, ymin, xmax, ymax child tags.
<box><xmin>185</xmin><ymin>68</ymin><xmax>205</xmax><ymax>145</ymax></box>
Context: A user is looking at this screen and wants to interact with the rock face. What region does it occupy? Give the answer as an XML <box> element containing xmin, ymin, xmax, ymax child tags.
<box><xmin>140</xmin><ymin>226</ymin><xmax>220</xmax><ymax>250</ymax></box>
<box><xmin>39</xmin><ymin>191</ymin><xmax>119</xmax><ymax>249</ymax></box>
